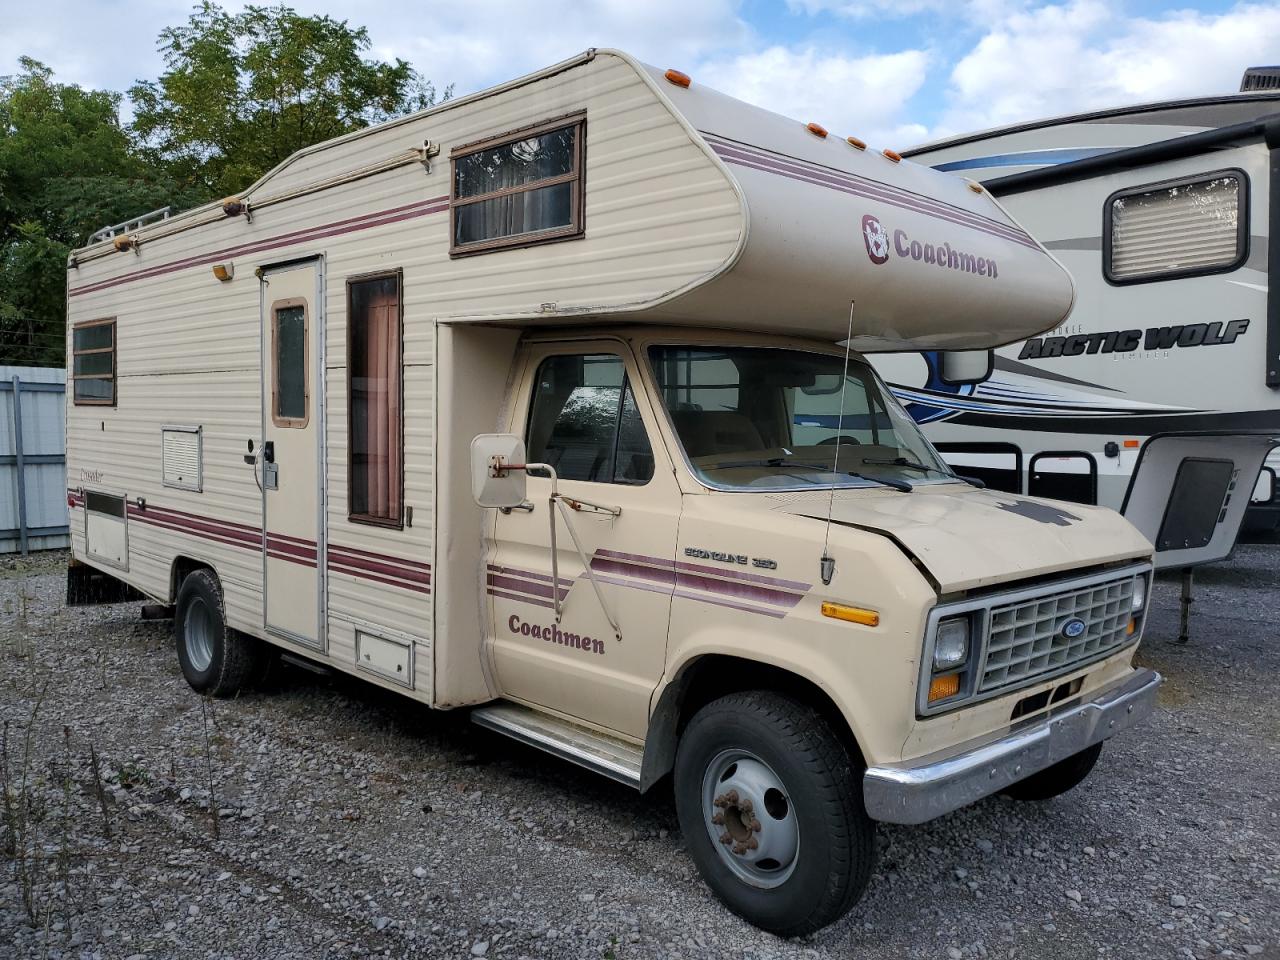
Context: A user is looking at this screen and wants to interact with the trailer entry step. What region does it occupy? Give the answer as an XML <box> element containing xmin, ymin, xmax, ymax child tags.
<box><xmin>470</xmin><ymin>702</ymin><xmax>643</xmax><ymax>789</ymax></box>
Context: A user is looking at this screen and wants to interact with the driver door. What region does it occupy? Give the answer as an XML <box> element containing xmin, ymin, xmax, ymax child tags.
<box><xmin>485</xmin><ymin>342</ymin><xmax>680</xmax><ymax>739</ymax></box>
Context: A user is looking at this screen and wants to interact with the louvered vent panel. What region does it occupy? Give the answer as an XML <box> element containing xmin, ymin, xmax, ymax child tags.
<box><xmin>162</xmin><ymin>427</ymin><xmax>202</xmax><ymax>491</ymax></box>
<box><xmin>1109</xmin><ymin>175</ymin><xmax>1241</xmax><ymax>281</ymax></box>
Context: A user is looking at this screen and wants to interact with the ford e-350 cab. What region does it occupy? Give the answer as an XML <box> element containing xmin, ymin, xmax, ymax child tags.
<box><xmin>471</xmin><ymin>327</ymin><xmax>1158</xmax><ymax>934</ymax></box>
<box><xmin>63</xmin><ymin>49</ymin><xmax>1159</xmax><ymax>936</ymax></box>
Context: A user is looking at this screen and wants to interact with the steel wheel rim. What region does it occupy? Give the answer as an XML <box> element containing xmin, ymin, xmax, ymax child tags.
<box><xmin>184</xmin><ymin>597</ymin><xmax>215</xmax><ymax>672</ymax></box>
<box><xmin>701</xmin><ymin>748</ymin><xmax>799</xmax><ymax>889</ymax></box>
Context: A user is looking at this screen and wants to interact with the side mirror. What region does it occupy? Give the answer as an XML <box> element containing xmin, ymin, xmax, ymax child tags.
<box><xmin>470</xmin><ymin>433</ymin><xmax>528</xmax><ymax>508</ymax></box>
<box><xmin>939</xmin><ymin>349</ymin><xmax>993</xmax><ymax>385</ymax></box>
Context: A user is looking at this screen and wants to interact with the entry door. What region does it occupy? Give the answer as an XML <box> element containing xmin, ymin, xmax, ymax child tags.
<box><xmin>486</xmin><ymin>344</ymin><xmax>679</xmax><ymax>739</ymax></box>
<box><xmin>261</xmin><ymin>260</ymin><xmax>324</xmax><ymax>649</ymax></box>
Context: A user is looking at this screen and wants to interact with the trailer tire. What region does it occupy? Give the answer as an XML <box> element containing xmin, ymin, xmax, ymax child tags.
<box><xmin>1002</xmin><ymin>743</ymin><xmax>1103</xmax><ymax>802</ymax></box>
<box><xmin>174</xmin><ymin>569</ymin><xmax>261</xmax><ymax>697</ymax></box>
<box><xmin>673</xmin><ymin>691</ymin><xmax>874</xmax><ymax>937</ymax></box>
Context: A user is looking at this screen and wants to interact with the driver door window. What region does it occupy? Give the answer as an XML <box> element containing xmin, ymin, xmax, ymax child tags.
<box><xmin>526</xmin><ymin>353</ymin><xmax>654</xmax><ymax>484</ymax></box>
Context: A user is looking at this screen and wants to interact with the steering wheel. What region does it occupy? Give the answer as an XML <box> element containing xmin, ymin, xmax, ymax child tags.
<box><xmin>817</xmin><ymin>435</ymin><xmax>862</xmax><ymax>445</ymax></box>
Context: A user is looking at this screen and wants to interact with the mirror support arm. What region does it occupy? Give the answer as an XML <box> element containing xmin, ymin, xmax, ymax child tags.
<box><xmin>494</xmin><ymin>460</ymin><xmax>623</xmax><ymax>642</ymax></box>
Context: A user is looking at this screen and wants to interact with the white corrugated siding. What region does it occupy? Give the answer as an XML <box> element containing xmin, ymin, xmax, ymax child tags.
<box><xmin>1</xmin><ymin>366</ymin><xmax>69</xmax><ymax>553</ymax></box>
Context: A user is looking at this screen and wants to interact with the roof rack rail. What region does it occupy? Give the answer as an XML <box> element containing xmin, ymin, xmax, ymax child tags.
<box><xmin>88</xmin><ymin>206</ymin><xmax>172</xmax><ymax>245</ymax></box>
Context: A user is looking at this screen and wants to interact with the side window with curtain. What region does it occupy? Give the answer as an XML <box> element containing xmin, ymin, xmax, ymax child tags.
<box><xmin>348</xmin><ymin>273</ymin><xmax>403</xmax><ymax>526</ymax></box>
<box><xmin>450</xmin><ymin>113</ymin><xmax>585</xmax><ymax>256</ymax></box>
<box><xmin>525</xmin><ymin>354</ymin><xmax>654</xmax><ymax>485</ymax></box>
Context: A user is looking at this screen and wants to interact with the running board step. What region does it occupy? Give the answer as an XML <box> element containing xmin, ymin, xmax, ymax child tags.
<box><xmin>470</xmin><ymin>702</ymin><xmax>643</xmax><ymax>789</ymax></box>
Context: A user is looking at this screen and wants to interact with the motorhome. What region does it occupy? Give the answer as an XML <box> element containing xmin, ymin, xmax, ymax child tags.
<box><xmin>64</xmin><ymin>49</ymin><xmax>1159</xmax><ymax>935</ymax></box>
<box><xmin>872</xmin><ymin>68</ymin><xmax>1280</xmax><ymax>573</ymax></box>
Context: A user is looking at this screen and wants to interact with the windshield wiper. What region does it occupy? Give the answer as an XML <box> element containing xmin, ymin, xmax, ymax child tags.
<box><xmin>861</xmin><ymin>457</ymin><xmax>986</xmax><ymax>489</ymax></box>
<box><xmin>843</xmin><ymin>471</ymin><xmax>913</xmax><ymax>493</ymax></box>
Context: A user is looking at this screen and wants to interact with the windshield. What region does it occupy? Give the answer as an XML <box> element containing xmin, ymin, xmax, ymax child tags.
<box><xmin>648</xmin><ymin>345</ymin><xmax>954</xmax><ymax>491</ymax></box>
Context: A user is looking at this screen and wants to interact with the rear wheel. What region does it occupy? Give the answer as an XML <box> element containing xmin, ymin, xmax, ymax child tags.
<box><xmin>175</xmin><ymin>569</ymin><xmax>263</xmax><ymax>697</ymax></box>
<box><xmin>1003</xmin><ymin>743</ymin><xmax>1103</xmax><ymax>801</ymax></box>
<box><xmin>674</xmin><ymin>691</ymin><xmax>875</xmax><ymax>937</ymax></box>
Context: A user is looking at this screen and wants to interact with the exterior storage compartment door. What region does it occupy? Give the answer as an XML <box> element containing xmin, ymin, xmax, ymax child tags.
<box><xmin>1121</xmin><ymin>434</ymin><xmax>1278</xmax><ymax>569</ymax></box>
<box><xmin>84</xmin><ymin>490</ymin><xmax>129</xmax><ymax>570</ymax></box>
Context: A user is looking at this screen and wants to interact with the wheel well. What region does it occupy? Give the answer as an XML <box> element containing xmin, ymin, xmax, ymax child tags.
<box><xmin>169</xmin><ymin>556</ymin><xmax>216</xmax><ymax>603</ymax></box>
<box><xmin>640</xmin><ymin>655</ymin><xmax>866</xmax><ymax>792</ymax></box>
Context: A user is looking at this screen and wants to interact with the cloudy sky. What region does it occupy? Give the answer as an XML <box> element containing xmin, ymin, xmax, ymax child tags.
<box><xmin>4</xmin><ymin>0</ymin><xmax>1279</xmax><ymax>148</ymax></box>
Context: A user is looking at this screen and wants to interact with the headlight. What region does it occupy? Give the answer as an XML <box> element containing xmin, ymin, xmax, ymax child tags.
<box><xmin>933</xmin><ymin>616</ymin><xmax>970</xmax><ymax>670</ymax></box>
<box><xmin>1131</xmin><ymin>578</ymin><xmax>1146</xmax><ymax>612</ymax></box>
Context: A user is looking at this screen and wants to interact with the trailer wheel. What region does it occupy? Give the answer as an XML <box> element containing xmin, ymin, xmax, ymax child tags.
<box><xmin>174</xmin><ymin>569</ymin><xmax>262</xmax><ymax>697</ymax></box>
<box><xmin>673</xmin><ymin>691</ymin><xmax>875</xmax><ymax>937</ymax></box>
<box><xmin>1002</xmin><ymin>743</ymin><xmax>1103</xmax><ymax>802</ymax></box>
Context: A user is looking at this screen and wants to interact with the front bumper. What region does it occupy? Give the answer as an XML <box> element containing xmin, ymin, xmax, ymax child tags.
<box><xmin>863</xmin><ymin>667</ymin><xmax>1161</xmax><ymax>825</ymax></box>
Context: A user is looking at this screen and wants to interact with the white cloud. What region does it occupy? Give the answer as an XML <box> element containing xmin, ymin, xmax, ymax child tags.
<box><xmin>939</xmin><ymin>1</ymin><xmax>1280</xmax><ymax>136</ymax></box>
<box><xmin>696</xmin><ymin>45</ymin><xmax>932</xmax><ymax>148</ymax></box>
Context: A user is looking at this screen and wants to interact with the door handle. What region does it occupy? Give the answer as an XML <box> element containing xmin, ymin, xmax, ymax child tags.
<box><xmin>499</xmin><ymin>500</ymin><xmax>535</xmax><ymax>514</ymax></box>
<box><xmin>262</xmin><ymin>441</ymin><xmax>275</xmax><ymax>464</ymax></box>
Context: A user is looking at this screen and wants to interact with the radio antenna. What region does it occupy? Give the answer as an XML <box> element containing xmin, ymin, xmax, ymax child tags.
<box><xmin>819</xmin><ymin>301</ymin><xmax>856</xmax><ymax>586</ymax></box>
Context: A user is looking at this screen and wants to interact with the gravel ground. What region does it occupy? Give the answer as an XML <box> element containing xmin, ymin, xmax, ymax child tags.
<box><xmin>1</xmin><ymin>548</ymin><xmax>1277</xmax><ymax>960</ymax></box>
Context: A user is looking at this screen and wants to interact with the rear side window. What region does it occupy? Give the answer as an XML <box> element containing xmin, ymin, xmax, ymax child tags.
<box><xmin>525</xmin><ymin>354</ymin><xmax>653</xmax><ymax>485</ymax></box>
<box><xmin>72</xmin><ymin>319</ymin><xmax>116</xmax><ymax>405</ymax></box>
<box><xmin>1105</xmin><ymin>170</ymin><xmax>1247</xmax><ymax>284</ymax></box>
<box><xmin>450</xmin><ymin>113</ymin><xmax>585</xmax><ymax>256</ymax></box>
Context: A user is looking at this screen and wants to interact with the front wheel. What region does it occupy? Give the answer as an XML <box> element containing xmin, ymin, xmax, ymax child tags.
<box><xmin>1002</xmin><ymin>743</ymin><xmax>1103</xmax><ymax>801</ymax></box>
<box><xmin>674</xmin><ymin>691</ymin><xmax>875</xmax><ymax>937</ymax></box>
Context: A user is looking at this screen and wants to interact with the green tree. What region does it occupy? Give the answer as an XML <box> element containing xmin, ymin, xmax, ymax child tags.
<box><xmin>130</xmin><ymin>2</ymin><xmax>449</xmax><ymax>197</ymax></box>
<box><xmin>0</xmin><ymin>58</ymin><xmax>198</xmax><ymax>364</ymax></box>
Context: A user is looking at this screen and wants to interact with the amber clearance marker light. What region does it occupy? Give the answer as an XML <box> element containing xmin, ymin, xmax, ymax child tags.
<box><xmin>846</xmin><ymin>136</ymin><xmax>867</xmax><ymax>150</ymax></box>
<box><xmin>664</xmin><ymin>69</ymin><xmax>691</xmax><ymax>88</ymax></box>
<box><xmin>928</xmin><ymin>674</ymin><xmax>961</xmax><ymax>702</ymax></box>
<box><xmin>807</xmin><ymin>122</ymin><xmax>829</xmax><ymax>138</ymax></box>
<box><xmin>882</xmin><ymin>148</ymin><xmax>903</xmax><ymax>163</ymax></box>
<box><xmin>821</xmin><ymin>602</ymin><xmax>879</xmax><ymax>626</ymax></box>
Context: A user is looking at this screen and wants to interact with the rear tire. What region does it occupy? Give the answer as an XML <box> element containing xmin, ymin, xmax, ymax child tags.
<box><xmin>1002</xmin><ymin>743</ymin><xmax>1103</xmax><ymax>801</ymax></box>
<box><xmin>174</xmin><ymin>569</ymin><xmax>262</xmax><ymax>697</ymax></box>
<box><xmin>674</xmin><ymin>691</ymin><xmax>875</xmax><ymax>937</ymax></box>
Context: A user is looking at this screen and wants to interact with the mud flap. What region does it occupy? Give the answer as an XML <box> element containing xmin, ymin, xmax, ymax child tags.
<box><xmin>1121</xmin><ymin>434</ymin><xmax>1279</xmax><ymax>569</ymax></box>
<box><xmin>66</xmin><ymin>559</ymin><xmax>145</xmax><ymax>606</ymax></box>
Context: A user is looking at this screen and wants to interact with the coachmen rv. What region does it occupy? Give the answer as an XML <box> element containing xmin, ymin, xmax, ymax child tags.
<box><xmin>873</xmin><ymin>70</ymin><xmax>1280</xmax><ymax>575</ymax></box>
<box><xmin>64</xmin><ymin>49</ymin><xmax>1160</xmax><ymax>935</ymax></box>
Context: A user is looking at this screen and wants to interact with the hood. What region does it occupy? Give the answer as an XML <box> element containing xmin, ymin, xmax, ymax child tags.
<box><xmin>774</xmin><ymin>485</ymin><xmax>1152</xmax><ymax>593</ymax></box>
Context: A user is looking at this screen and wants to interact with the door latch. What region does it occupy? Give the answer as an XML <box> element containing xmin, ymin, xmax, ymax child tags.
<box><xmin>262</xmin><ymin>440</ymin><xmax>275</xmax><ymax>464</ymax></box>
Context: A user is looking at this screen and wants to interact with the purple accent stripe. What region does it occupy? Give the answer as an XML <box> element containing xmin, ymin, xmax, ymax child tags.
<box><xmin>705</xmin><ymin>138</ymin><xmax>1038</xmax><ymax>251</ymax></box>
<box><xmin>703</xmin><ymin>132</ymin><xmax>1035</xmax><ymax>243</ymax></box>
<box><xmin>587</xmin><ymin>571</ymin><xmax>676</xmax><ymax>598</ymax></box>
<box><xmin>487</xmin><ymin>587</ymin><xmax>555</xmax><ymax>610</ymax></box>
<box><xmin>70</xmin><ymin>196</ymin><xmax>450</xmax><ymax>298</ymax></box>
<box><xmin>129</xmin><ymin>511</ymin><xmax>256</xmax><ymax>551</ymax></box>
<box><xmin>676</xmin><ymin>569</ymin><xmax>804</xmax><ymax>609</ymax></box>
<box><xmin>590</xmin><ymin>557</ymin><xmax>676</xmax><ymax>587</ymax></box>
<box><xmin>327</xmin><ymin>550</ymin><xmax>431</xmax><ymax>585</ymax></box>
<box><xmin>487</xmin><ymin>573</ymin><xmax>569</xmax><ymax>601</ymax></box>
<box><xmin>130</xmin><ymin>504</ymin><xmax>261</xmax><ymax>544</ymax></box>
<box><xmin>673</xmin><ymin>588</ymin><xmax>786</xmax><ymax>620</ymax></box>
<box><xmin>267</xmin><ymin>548</ymin><xmax>316</xmax><ymax>569</ymax></box>
<box><xmin>486</xmin><ymin>564</ymin><xmax>573</xmax><ymax>588</ymax></box>
<box><xmin>590</xmin><ymin>549</ymin><xmax>676</xmax><ymax>571</ymax></box>
<box><xmin>329</xmin><ymin>559</ymin><xmax>430</xmax><ymax>594</ymax></box>
<box><xmin>331</xmin><ymin>543</ymin><xmax>431</xmax><ymax>574</ymax></box>
<box><xmin>266</xmin><ymin>536</ymin><xmax>317</xmax><ymax>562</ymax></box>
<box><xmin>593</xmin><ymin>548</ymin><xmax>811</xmax><ymax>592</ymax></box>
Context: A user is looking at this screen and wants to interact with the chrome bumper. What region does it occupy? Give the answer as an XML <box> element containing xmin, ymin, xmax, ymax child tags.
<box><xmin>863</xmin><ymin>668</ymin><xmax>1161</xmax><ymax>825</ymax></box>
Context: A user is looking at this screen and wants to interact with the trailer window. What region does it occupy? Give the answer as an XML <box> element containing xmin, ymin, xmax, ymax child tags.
<box><xmin>271</xmin><ymin>299</ymin><xmax>308</xmax><ymax>427</ymax></box>
<box><xmin>1105</xmin><ymin>170</ymin><xmax>1247</xmax><ymax>284</ymax></box>
<box><xmin>525</xmin><ymin>354</ymin><xmax>653</xmax><ymax>485</ymax></box>
<box><xmin>72</xmin><ymin>319</ymin><xmax>116</xmax><ymax>405</ymax></box>
<box><xmin>450</xmin><ymin>113</ymin><xmax>585</xmax><ymax>256</ymax></box>
<box><xmin>348</xmin><ymin>273</ymin><xmax>403</xmax><ymax>526</ymax></box>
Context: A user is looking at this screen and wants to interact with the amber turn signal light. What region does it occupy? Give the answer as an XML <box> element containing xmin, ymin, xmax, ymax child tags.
<box><xmin>821</xmin><ymin>602</ymin><xmax>879</xmax><ymax>626</ymax></box>
<box><xmin>664</xmin><ymin>69</ymin><xmax>691</xmax><ymax>88</ymax></box>
<box><xmin>928</xmin><ymin>674</ymin><xmax>961</xmax><ymax>702</ymax></box>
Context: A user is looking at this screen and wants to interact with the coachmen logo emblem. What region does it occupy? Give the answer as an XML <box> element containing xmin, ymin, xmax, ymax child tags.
<box><xmin>862</xmin><ymin>214</ymin><xmax>890</xmax><ymax>264</ymax></box>
<box><xmin>1060</xmin><ymin>617</ymin><xmax>1087</xmax><ymax>640</ymax></box>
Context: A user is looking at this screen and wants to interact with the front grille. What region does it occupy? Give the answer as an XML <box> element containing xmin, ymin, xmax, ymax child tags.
<box><xmin>979</xmin><ymin>574</ymin><xmax>1138</xmax><ymax>693</ymax></box>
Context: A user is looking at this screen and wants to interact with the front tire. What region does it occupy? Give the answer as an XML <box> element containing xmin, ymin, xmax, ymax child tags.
<box><xmin>1002</xmin><ymin>743</ymin><xmax>1102</xmax><ymax>801</ymax></box>
<box><xmin>175</xmin><ymin>569</ymin><xmax>262</xmax><ymax>697</ymax></box>
<box><xmin>674</xmin><ymin>691</ymin><xmax>875</xmax><ymax>937</ymax></box>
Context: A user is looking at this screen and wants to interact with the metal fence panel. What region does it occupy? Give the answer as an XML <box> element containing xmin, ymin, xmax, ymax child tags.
<box><xmin>1</xmin><ymin>365</ymin><xmax>69</xmax><ymax>554</ymax></box>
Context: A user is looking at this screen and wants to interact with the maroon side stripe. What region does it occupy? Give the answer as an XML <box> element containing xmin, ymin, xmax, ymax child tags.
<box><xmin>486</xmin><ymin>573</ymin><xmax>569</xmax><ymax>601</ymax></box>
<box><xmin>487</xmin><ymin>587</ymin><xmax>555</xmax><ymax>610</ymax></box>
<box><xmin>330</xmin><ymin>543</ymin><xmax>431</xmax><ymax>575</ymax></box>
<box><xmin>329</xmin><ymin>559</ymin><xmax>430</xmax><ymax>593</ymax></box>
<box><xmin>673</xmin><ymin>588</ymin><xmax>787</xmax><ymax>620</ymax></box>
<box><xmin>70</xmin><ymin>196</ymin><xmax>449</xmax><ymax>298</ymax></box>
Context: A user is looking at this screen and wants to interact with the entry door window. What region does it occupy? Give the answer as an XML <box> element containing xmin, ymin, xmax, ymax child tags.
<box><xmin>272</xmin><ymin>299</ymin><xmax>309</xmax><ymax>427</ymax></box>
<box><xmin>525</xmin><ymin>354</ymin><xmax>654</xmax><ymax>484</ymax></box>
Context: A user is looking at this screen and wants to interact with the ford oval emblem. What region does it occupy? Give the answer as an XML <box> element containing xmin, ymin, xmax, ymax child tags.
<box><xmin>1061</xmin><ymin>617</ymin><xmax>1087</xmax><ymax>640</ymax></box>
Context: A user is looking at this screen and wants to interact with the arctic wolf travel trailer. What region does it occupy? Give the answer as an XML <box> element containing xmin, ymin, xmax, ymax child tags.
<box><xmin>872</xmin><ymin>75</ymin><xmax>1280</xmax><ymax>569</ymax></box>
<box><xmin>65</xmin><ymin>49</ymin><xmax>1160</xmax><ymax>935</ymax></box>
